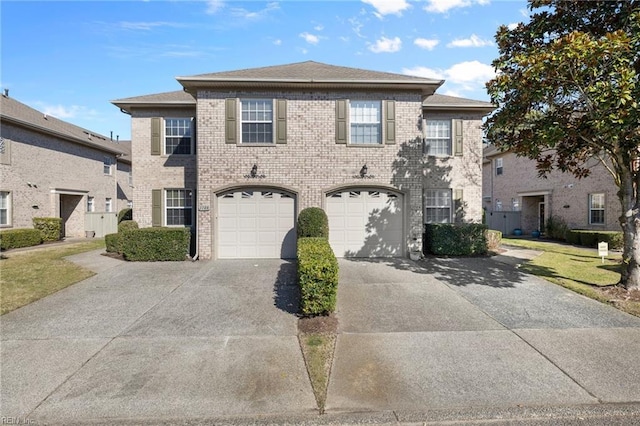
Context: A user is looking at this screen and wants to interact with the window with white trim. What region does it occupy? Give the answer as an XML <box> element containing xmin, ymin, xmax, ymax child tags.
<box><xmin>103</xmin><ymin>156</ymin><xmax>112</xmax><ymax>175</ymax></box>
<box><xmin>350</xmin><ymin>100</ymin><xmax>381</xmax><ymax>144</ymax></box>
<box><xmin>511</xmin><ymin>198</ymin><xmax>520</xmax><ymax>211</ymax></box>
<box><xmin>241</xmin><ymin>99</ymin><xmax>273</xmax><ymax>143</ymax></box>
<box><xmin>495</xmin><ymin>199</ymin><xmax>503</xmax><ymax>211</ymax></box>
<box><xmin>165</xmin><ymin>118</ymin><xmax>194</xmax><ymax>154</ymax></box>
<box><xmin>0</xmin><ymin>191</ymin><xmax>11</xmax><ymax>226</ymax></box>
<box><xmin>165</xmin><ymin>189</ymin><xmax>193</xmax><ymax>226</ymax></box>
<box><xmin>424</xmin><ymin>189</ymin><xmax>452</xmax><ymax>223</ymax></box>
<box><xmin>105</xmin><ymin>198</ymin><xmax>112</xmax><ymax>213</ymax></box>
<box><xmin>496</xmin><ymin>158</ymin><xmax>503</xmax><ymax>175</ymax></box>
<box><xmin>425</xmin><ymin>120</ymin><xmax>451</xmax><ymax>156</ymax></box>
<box><xmin>128</xmin><ymin>170</ymin><xmax>133</xmax><ymax>186</ymax></box>
<box><xmin>589</xmin><ymin>193</ymin><xmax>605</xmax><ymax>225</ymax></box>
<box><xmin>87</xmin><ymin>196</ymin><xmax>94</xmax><ymax>212</ymax></box>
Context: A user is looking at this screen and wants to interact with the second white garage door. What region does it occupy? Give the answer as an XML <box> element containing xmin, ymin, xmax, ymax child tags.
<box><xmin>217</xmin><ymin>190</ymin><xmax>296</xmax><ymax>259</ymax></box>
<box><xmin>326</xmin><ymin>189</ymin><xmax>404</xmax><ymax>258</ymax></box>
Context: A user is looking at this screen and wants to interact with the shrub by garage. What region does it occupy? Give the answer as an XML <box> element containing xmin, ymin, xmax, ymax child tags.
<box><xmin>121</xmin><ymin>227</ymin><xmax>191</xmax><ymax>261</ymax></box>
<box><xmin>297</xmin><ymin>237</ymin><xmax>338</xmax><ymax>316</ymax></box>
<box><xmin>297</xmin><ymin>207</ymin><xmax>329</xmax><ymax>239</ymax></box>
<box><xmin>424</xmin><ymin>223</ymin><xmax>488</xmax><ymax>256</ymax></box>
<box><xmin>32</xmin><ymin>217</ymin><xmax>62</xmax><ymax>242</ymax></box>
<box><xmin>0</xmin><ymin>228</ymin><xmax>42</xmax><ymax>250</ymax></box>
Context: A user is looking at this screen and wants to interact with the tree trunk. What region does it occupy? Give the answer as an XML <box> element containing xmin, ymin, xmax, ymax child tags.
<box><xmin>619</xmin><ymin>169</ymin><xmax>640</xmax><ymax>289</ymax></box>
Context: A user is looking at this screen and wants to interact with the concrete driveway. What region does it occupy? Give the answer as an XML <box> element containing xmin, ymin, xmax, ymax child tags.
<box><xmin>1</xmin><ymin>252</ymin><xmax>316</xmax><ymax>423</ymax></box>
<box><xmin>2</xmin><ymin>250</ymin><xmax>640</xmax><ymax>424</ymax></box>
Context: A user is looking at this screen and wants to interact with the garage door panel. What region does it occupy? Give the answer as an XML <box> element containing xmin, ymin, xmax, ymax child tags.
<box><xmin>327</xmin><ymin>190</ymin><xmax>403</xmax><ymax>258</ymax></box>
<box><xmin>218</xmin><ymin>189</ymin><xmax>296</xmax><ymax>259</ymax></box>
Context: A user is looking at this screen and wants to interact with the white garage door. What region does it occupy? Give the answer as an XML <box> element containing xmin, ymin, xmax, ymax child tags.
<box><xmin>326</xmin><ymin>189</ymin><xmax>403</xmax><ymax>258</ymax></box>
<box><xmin>217</xmin><ymin>190</ymin><xmax>296</xmax><ymax>259</ymax></box>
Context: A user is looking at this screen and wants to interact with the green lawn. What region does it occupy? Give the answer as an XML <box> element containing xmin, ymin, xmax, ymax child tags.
<box><xmin>1</xmin><ymin>239</ymin><xmax>106</xmax><ymax>315</ymax></box>
<box><xmin>502</xmin><ymin>237</ymin><xmax>640</xmax><ymax>317</ymax></box>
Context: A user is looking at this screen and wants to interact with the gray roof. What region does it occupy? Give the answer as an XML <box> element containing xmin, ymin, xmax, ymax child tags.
<box><xmin>177</xmin><ymin>60</ymin><xmax>443</xmax><ymax>94</ymax></box>
<box><xmin>1</xmin><ymin>94</ymin><xmax>130</xmax><ymax>161</ymax></box>
<box><xmin>423</xmin><ymin>93</ymin><xmax>495</xmax><ymax>111</ymax></box>
<box><xmin>111</xmin><ymin>90</ymin><xmax>196</xmax><ymax>109</ymax></box>
<box><xmin>183</xmin><ymin>61</ymin><xmax>442</xmax><ymax>83</ymax></box>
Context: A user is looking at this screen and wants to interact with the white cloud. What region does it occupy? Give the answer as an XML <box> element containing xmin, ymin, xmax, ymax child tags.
<box><xmin>414</xmin><ymin>38</ymin><xmax>439</xmax><ymax>50</ymax></box>
<box><xmin>424</xmin><ymin>0</ymin><xmax>490</xmax><ymax>14</ymax></box>
<box><xmin>300</xmin><ymin>32</ymin><xmax>320</xmax><ymax>45</ymax></box>
<box><xmin>205</xmin><ymin>0</ymin><xmax>225</xmax><ymax>14</ymax></box>
<box><xmin>230</xmin><ymin>2</ymin><xmax>279</xmax><ymax>20</ymax></box>
<box><xmin>447</xmin><ymin>34</ymin><xmax>493</xmax><ymax>48</ymax></box>
<box><xmin>35</xmin><ymin>103</ymin><xmax>99</xmax><ymax>120</ymax></box>
<box><xmin>349</xmin><ymin>17</ymin><xmax>365</xmax><ymax>38</ymax></box>
<box><xmin>273</xmin><ymin>39</ymin><xmax>282</xmax><ymax>45</ymax></box>
<box><xmin>368</xmin><ymin>36</ymin><xmax>402</xmax><ymax>53</ymax></box>
<box><xmin>507</xmin><ymin>22</ymin><xmax>518</xmax><ymax>30</ymax></box>
<box><xmin>314</xmin><ymin>24</ymin><xmax>324</xmax><ymax>31</ymax></box>
<box><xmin>403</xmin><ymin>60</ymin><xmax>495</xmax><ymax>93</ymax></box>
<box><xmin>362</xmin><ymin>0</ymin><xmax>410</xmax><ymax>17</ymax></box>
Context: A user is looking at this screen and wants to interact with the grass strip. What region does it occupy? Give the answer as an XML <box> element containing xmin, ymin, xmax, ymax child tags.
<box><xmin>299</xmin><ymin>332</ymin><xmax>336</xmax><ymax>414</ymax></box>
<box><xmin>1</xmin><ymin>240</ymin><xmax>105</xmax><ymax>315</ymax></box>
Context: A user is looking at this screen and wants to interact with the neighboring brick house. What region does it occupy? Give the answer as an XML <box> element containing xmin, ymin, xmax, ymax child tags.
<box><xmin>483</xmin><ymin>145</ymin><xmax>621</xmax><ymax>235</ymax></box>
<box><xmin>0</xmin><ymin>92</ymin><xmax>132</xmax><ymax>238</ymax></box>
<box><xmin>112</xmin><ymin>61</ymin><xmax>494</xmax><ymax>259</ymax></box>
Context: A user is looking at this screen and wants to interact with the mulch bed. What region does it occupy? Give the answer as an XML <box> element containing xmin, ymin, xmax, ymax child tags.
<box><xmin>298</xmin><ymin>314</ymin><xmax>338</xmax><ymax>334</ymax></box>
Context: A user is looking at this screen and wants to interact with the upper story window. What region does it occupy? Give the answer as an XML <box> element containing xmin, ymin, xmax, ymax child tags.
<box><xmin>103</xmin><ymin>156</ymin><xmax>112</xmax><ymax>175</ymax></box>
<box><xmin>241</xmin><ymin>99</ymin><xmax>273</xmax><ymax>143</ymax></box>
<box><xmin>424</xmin><ymin>189</ymin><xmax>451</xmax><ymax>224</ymax></box>
<box><xmin>496</xmin><ymin>158</ymin><xmax>504</xmax><ymax>175</ymax></box>
<box><xmin>0</xmin><ymin>191</ymin><xmax>11</xmax><ymax>226</ymax></box>
<box><xmin>165</xmin><ymin>118</ymin><xmax>194</xmax><ymax>155</ymax></box>
<box><xmin>350</xmin><ymin>101</ymin><xmax>381</xmax><ymax>144</ymax></box>
<box><xmin>425</xmin><ymin>120</ymin><xmax>451</xmax><ymax>157</ymax></box>
<box><xmin>589</xmin><ymin>193</ymin><xmax>605</xmax><ymax>225</ymax></box>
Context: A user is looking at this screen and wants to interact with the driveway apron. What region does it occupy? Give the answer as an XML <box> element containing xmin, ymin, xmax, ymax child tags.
<box><xmin>326</xmin><ymin>257</ymin><xmax>640</xmax><ymax>414</ymax></box>
<box><xmin>1</xmin><ymin>254</ymin><xmax>316</xmax><ymax>423</ymax></box>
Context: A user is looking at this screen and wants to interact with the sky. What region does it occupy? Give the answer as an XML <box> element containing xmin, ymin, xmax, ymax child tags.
<box><xmin>1</xmin><ymin>0</ymin><xmax>530</xmax><ymax>141</ymax></box>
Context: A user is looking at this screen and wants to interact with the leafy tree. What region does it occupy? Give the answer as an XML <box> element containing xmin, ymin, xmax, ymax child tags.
<box><xmin>485</xmin><ymin>0</ymin><xmax>640</xmax><ymax>289</ymax></box>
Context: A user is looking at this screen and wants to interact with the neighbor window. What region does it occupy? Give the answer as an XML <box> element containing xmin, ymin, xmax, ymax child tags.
<box><xmin>165</xmin><ymin>118</ymin><xmax>193</xmax><ymax>155</ymax></box>
<box><xmin>103</xmin><ymin>156</ymin><xmax>112</xmax><ymax>175</ymax></box>
<box><xmin>105</xmin><ymin>198</ymin><xmax>112</xmax><ymax>213</ymax></box>
<box><xmin>0</xmin><ymin>191</ymin><xmax>10</xmax><ymax>226</ymax></box>
<box><xmin>165</xmin><ymin>189</ymin><xmax>193</xmax><ymax>226</ymax></box>
<box><xmin>496</xmin><ymin>158</ymin><xmax>503</xmax><ymax>175</ymax></box>
<box><xmin>495</xmin><ymin>199</ymin><xmax>503</xmax><ymax>211</ymax></box>
<box><xmin>350</xmin><ymin>100</ymin><xmax>381</xmax><ymax>144</ymax></box>
<box><xmin>424</xmin><ymin>189</ymin><xmax>451</xmax><ymax>223</ymax></box>
<box><xmin>87</xmin><ymin>196</ymin><xmax>94</xmax><ymax>212</ymax></box>
<box><xmin>241</xmin><ymin>99</ymin><xmax>273</xmax><ymax>143</ymax></box>
<box><xmin>512</xmin><ymin>198</ymin><xmax>520</xmax><ymax>211</ymax></box>
<box><xmin>425</xmin><ymin>120</ymin><xmax>451</xmax><ymax>156</ymax></box>
<box><xmin>589</xmin><ymin>193</ymin><xmax>605</xmax><ymax>225</ymax></box>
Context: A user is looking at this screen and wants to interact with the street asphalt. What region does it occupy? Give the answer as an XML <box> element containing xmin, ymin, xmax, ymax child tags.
<box><xmin>1</xmin><ymin>245</ymin><xmax>640</xmax><ymax>425</ymax></box>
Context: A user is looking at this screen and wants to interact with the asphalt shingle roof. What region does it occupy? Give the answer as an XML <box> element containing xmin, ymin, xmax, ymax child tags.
<box><xmin>423</xmin><ymin>93</ymin><xmax>495</xmax><ymax>109</ymax></box>
<box><xmin>1</xmin><ymin>94</ymin><xmax>130</xmax><ymax>160</ymax></box>
<box><xmin>112</xmin><ymin>90</ymin><xmax>195</xmax><ymax>105</ymax></box>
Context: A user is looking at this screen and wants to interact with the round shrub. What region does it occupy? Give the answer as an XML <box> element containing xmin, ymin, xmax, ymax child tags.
<box><xmin>297</xmin><ymin>207</ymin><xmax>329</xmax><ymax>239</ymax></box>
<box><xmin>118</xmin><ymin>220</ymin><xmax>139</xmax><ymax>233</ymax></box>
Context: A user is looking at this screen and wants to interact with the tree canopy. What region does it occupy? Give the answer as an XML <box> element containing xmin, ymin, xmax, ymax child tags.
<box><xmin>485</xmin><ymin>0</ymin><xmax>640</xmax><ymax>288</ymax></box>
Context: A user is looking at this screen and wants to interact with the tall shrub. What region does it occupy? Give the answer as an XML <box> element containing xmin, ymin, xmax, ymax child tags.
<box><xmin>297</xmin><ymin>237</ymin><xmax>338</xmax><ymax>315</ymax></box>
<box><xmin>32</xmin><ymin>217</ymin><xmax>62</xmax><ymax>242</ymax></box>
<box><xmin>297</xmin><ymin>207</ymin><xmax>329</xmax><ymax>239</ymax></box>
<box><xmin>546</xmin><ymin>216</ymin><xmax>569</xmax><ymax>241</ymax></box>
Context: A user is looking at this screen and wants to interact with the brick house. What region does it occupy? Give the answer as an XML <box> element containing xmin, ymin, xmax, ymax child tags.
<box><xmin>0</xmin><ymin>92</ymin><xmax>132</xmax><ymax>238</ymax></box>
<box><xmin>112</xmin><ymin>61</ymin><xmax>494</xmax><ymax>259</ymax></box>
<box><xmin>483</xmin><ymin>145</ymin><xmax>621</xmax><ymax>235</ymax></box>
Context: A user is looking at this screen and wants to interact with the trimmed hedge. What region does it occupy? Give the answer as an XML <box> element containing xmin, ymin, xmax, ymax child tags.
<box><xmin>33</xmin><ymin>217</ymin><xmax>62</xmax><ymax>242</ymax></box>
<box><xmin>118</xmin><ymin>208</ymin><xmax>133</xmax><ymax>223</ymax></box>
<box><xmin>118</xmin><ymin>220</ymin><xmax>139</xmax><ymax>233</ymax></box>
<box><xmin>105</xmin><ymin>233</ymin><xmax>121</xmax><ymax>253</ymax></box>
<box><xmin>566</xmin><ymin>230</ymin><xmax>623</xmax><ymax>250</ymax></box>
<box><xmin>0</xmin><ymin>228</ymin><xmax>42</xmax><ymax>250</ymax></box>
<box><xmin>424</xmin><ymin>223</ymin><xmax>488</xmax><ymax>256</ymax></box>
<box><xmin>486</xmin><ymin>229</ymin><xmax>502</xmax><ymax>252</ymax></box>
<box><xmin>121</xmin><ymin>227</ymin><xmax>190</xmax><ymax>261</ymax></box>
<box><xmin>297</xmin><ymin>237</ymin><xmax>338</xmax><ymax>316</ymax></box>
<box><xmin>297</xmin><ymin>207</ymin><xmax>329</xmax><ymax>239</ymax></box>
